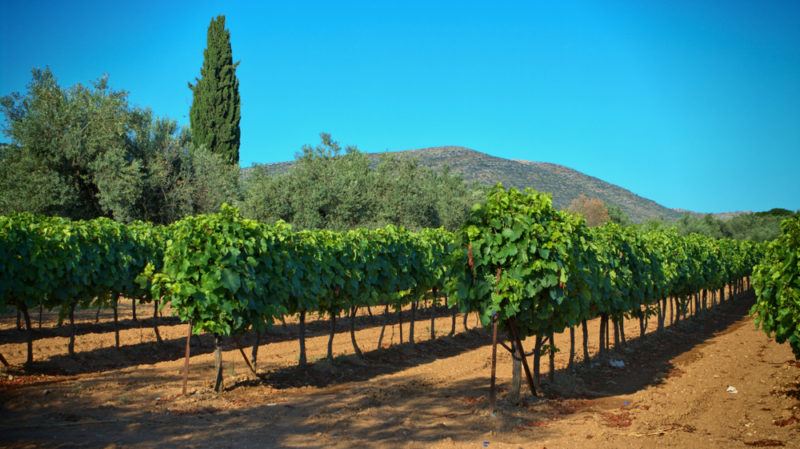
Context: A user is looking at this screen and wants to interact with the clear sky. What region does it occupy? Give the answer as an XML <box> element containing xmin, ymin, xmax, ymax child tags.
<box><xmin>1</xmin><ymin>0</ymin><xmax>798</xmax><ymax>213</ymax></box>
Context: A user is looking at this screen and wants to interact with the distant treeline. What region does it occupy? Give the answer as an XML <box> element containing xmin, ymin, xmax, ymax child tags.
<box><xmin>661</xmin><ymin>209</ymin><xmax>798</xmax><ymax>242</ymax></box>
<box><xmin>0</xmin><ymin>70</ymin><xmax>476</xmax><ymax>231</ymax></box>
<box><xmin>1</xmin><ymin>69</ymin><xmax>794</xmax><ymax>240</ymax></box>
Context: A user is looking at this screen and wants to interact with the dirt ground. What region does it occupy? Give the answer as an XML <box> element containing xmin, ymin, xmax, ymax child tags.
<box><xmin>1</xmin><ymin>289</ymin><xmax>799</xmax><ymax>448</ymax></box>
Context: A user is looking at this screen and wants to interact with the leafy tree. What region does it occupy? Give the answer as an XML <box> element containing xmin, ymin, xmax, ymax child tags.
<box><xmin>567</xmin><ymin>194</ymin><xmax>610</xmax><ymax>227</ymax></box>
<box><xmin>1</xmin><ymin>69</ymin><xmax>131</xmax><ymax>219</ymax></box>
<box><xmin>607</xmin><ymin>204</ymin><xmax>631</xmax><ymax>225</ymax></box>
<box><xmin>0</xmin><ymin>143</ymin><xmax>76</xmax><ymax>216</ymax></box>
<box><xmin>373</xmin><ymin>156</ymin><xmax>439</xmax><ymax>229</ymax></box>
<box><xmin>189</xmin><ymin>15</ymin><xmax>241</xmax><ymax>165</ymax></box>
<box><xmin>187</xmin><ymin>146</ymin><xmax>241</xmax><ymax>215</ymax></box>
<box><xmin>242</xmin><ymin>133</ymin><xmax>473</xmax><ymax>231</ymax></box>
<box><xmin>1</xmin><ymin>69</ymin><xmax>240</xmax><ymax>223</ymax></box>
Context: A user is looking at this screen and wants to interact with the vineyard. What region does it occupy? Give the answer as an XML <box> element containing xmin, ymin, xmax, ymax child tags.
<box><xmin>1</xmin><ymin>186</ymin><xmax>799</xmax><ymax>447</ymax></box>
<box><xmin>1</xmin><ymin>185</ymin><xmax>769</xmax><ymax>388</ymax></box>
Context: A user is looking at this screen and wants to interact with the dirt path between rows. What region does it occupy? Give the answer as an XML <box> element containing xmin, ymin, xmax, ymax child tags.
<box><xmin>1</xmin><ymin>292</ymin><xmax>799</xmax><ymax>448</ymax></box>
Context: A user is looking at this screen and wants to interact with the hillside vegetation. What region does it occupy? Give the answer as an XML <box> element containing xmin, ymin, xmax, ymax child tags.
<box><xmin>255</xmin><ymin>146</ymin><xmax>684</xmax><ymax>223</ymax></box>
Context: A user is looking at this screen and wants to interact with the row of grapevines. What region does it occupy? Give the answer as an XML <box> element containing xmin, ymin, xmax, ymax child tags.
<box><xmin>0</xmin><ymin>213</ymin><xmax>166</xmax><ymax>363</ymax></box>
<box><xmin>751</xmin><ymin>216</ymin><xmax>800</xmax><ymax>357</ymax></box>
<box><xmin>448</xmin><ymin>185</ymin><xmax>764</xmax><ymax>390</ymax></box>
<box><xmin>1</xmin><ymin>189</ymin><xmax>765</xmax><ymax>394</ymax></box>
<box><xmin>148</xmin><ymin>205</ymin><xmax>455</xmax><ymax>389</ymax></box>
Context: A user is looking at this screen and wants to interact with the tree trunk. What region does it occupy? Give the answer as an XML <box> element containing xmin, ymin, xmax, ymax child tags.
<box><xmin>327</xmin><ymin>311</ymin><xmax>336</xmax><ymax>363</ymax></box>
<box><xmin>113</xmin><ymin>294</ymin><xmax>120</xmax><ymax>349</ymax></box>
<box><xmin>21</xmin><ymin>304</ymin><xmax>33</xmax><ymax>365</ymax></box>
<box><xmin>16</xmin><ymin>310</ymin><xmax>22</xmax><ymax>331</ymax></box>
<box><xmin>298</xmin><ymin>310</ymin><xmax>307</xmax><ymax>367</ymax></box>
<box><xmin>377</xmin><ymin>305</ymin><xmax>389</xmax><ymax>349</ymax></box>
<box><xmin>213</xmin><ymin>335</ymin><xmax>224</xmax><ymax>393</ymax></box>
<box><xmin>450</xmin><ymin>306</ymin><xmax>457</xmax><ymax>336</ymax></box>
<box><xmin>612</xmin><ymin>316</ymin><xmax>620</xmax><ymax>349</ymax></box>
<box><xmin>409</xmin><ymin>301</ymin><xmax>417</xmax><ymax>345</ymax></box>
<box><xmin>153</xmin><ymin>300</ymin><xmax>162</xmax><ymax>344</ymax></box>
<box><xmin>95</xmin><ymin>305</ymin><xmax>102</xmax><ymax>323</ymax></box>
<box><xmin>463</xmin><ymin>310</ymin><xmax>469</xmax><ymax>331</ymax></box>
<box><xmin>68</xmin><ymin>303</ymin><xmax>76</xmax><ymax>356</ymax></box>
<box><xmin>131</xmin><ymin>298</ymin><xmax>137</xmax><ymax>321</ymax></box>
<box><xmin>350</xmin><ymin>306</ymin><xmax>363</xmax><ymax>358</ymax></box>
<box><xmin>598</xmin><ymin>314</ymin><xmax>607</xmax><ymax>356</ymax></box>
<box><xmin>582</xmin><ymin>319</ymin><xmax>590</xmax><ymax>363</ymax></box>
<box><xmin>639</xmin><ymin>310</ymin><xmax>645</xmax><ymax>337</ymax></box>
<box><xmin>533</xmin><ymin>334</ymin><xmax>543</xmax><ymax>391</ymax></box>
<box><xmin>251</xmin><ymin>329</ymin><xmax>261</xmax><ymax>372</ymax></box>
<box><xmin>548</xmin><ymin>332</ymin><xmax>556</xmax><ymax>383</ymax></box>
<box><xmin>568</xmin><ymin>326</ymin><xmax>575</xmax><ymax>370</ymax></box>
<box><xmin>669</xmin><ymin>296</ymin><xmax>674</xmax><ymax>325</ymax></box>
<box><xmin>430</xmin><ymin>288</ymin><xmax>437</xmax><ymax>341</ymax></box>
<box><xmin>38</xmin><ymin>304</ymin><xmax>43</xmax><ymax>329</ymax></box>
<box><xmin>509</xmin><ymin>340</ymin><xmax>522</xmax><ymax>403</ymax></box>
<box><xmin>398</xmin><ymin>306</ymin><xmax>404</xmax><ymax>344</ymax></box>
<box><xmin>619</xmin><ymin>316</ymin><xmax>626</xmax><ymax>346</ymax></box>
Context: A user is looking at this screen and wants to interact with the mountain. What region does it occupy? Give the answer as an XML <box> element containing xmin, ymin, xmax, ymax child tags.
<box><xmin>251</xmin><ymin>146</ymin><xmax>687</xmax><ymax>223</ymax></box>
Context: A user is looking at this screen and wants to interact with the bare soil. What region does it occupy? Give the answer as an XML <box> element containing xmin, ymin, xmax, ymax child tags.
<box><xmin>1</xmin><ymin>291</ymin><xmax>799</xmax><ymax>448</ymax></box>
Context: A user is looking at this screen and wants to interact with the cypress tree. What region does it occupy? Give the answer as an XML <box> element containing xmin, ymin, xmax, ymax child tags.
<box><xmin>189</xmin><ymin>15</ymin><xmax>241</xmax><ymax>165</ymax></box>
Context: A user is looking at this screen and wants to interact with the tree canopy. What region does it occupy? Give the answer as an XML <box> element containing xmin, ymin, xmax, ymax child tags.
<box><xmin>0</xmin><ymin>68</ymin><xmax>239</xmax><ymax>224</ymax></box>
<box><xmin>189</xmin><ymin>15</ymin><xmax>241</xmax><ymax>165</ymax></box>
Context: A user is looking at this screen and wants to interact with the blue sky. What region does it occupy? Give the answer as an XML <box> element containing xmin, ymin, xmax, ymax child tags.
<box><xmin>1</xmin><ymin>1</ymin><xmax>798</xmax><ymax>213</ymax></box>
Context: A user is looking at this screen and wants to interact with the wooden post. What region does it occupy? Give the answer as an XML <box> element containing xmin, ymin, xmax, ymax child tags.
<box><xmin>213</xmin><ymin>335</ymin><xmax>223</xmax><ymax>393</ymax></box>
<box><xmin>182</xmin><ymin>321</ymin><xmax>191</xmax><ymax>396</ymax></box>
<box><xmin>506</xmin><ymin>318</ymin><xmax>537</xmax><ymax>397</ymax></box>
<box><xmin>21</xmin><ymin>304</ymin><xmax>33</xmax><ymax>365</ymax></box>
<box><xmin>489</xmin><ymin>314</ymin><xmax>498</xmax><ymax>411</ymax></box>
<box><xmin>430</xmin><ymin>288</ymin><xmax>438</xmax><ymax>341</ymax></box>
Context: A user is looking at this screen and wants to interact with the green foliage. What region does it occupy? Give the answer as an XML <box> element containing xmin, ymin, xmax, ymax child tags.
<box><xmin>449</xmin><ymin>185</ymin><xmax>579</xmax><ymax>337</ymax></box>
<box><xmin>607</xmin><ymin>204</ymin><xmax>631</xmax><ymax>226</ymax></box>
<box><xmin>0</xmin><ymin>213</ymin><xmax>163</xmax><ymax>322</ymax></box>
<box><xmin>450</xmin><ymin>184</ymin><xmax>762</xmax><ymax>344</ymax></box>
<box><xmin>752</xmin><ymin>216</ymin><xmax>800</xmax><ymax>358</ymax></box>
<box><xmin>1</xmin><ymin>69</ymin><xmax>240</xmax><ymax>223</ymax></box>
<box><xmin>1</xmin><ymin>69</ymin><xmax>131</xmax><ymax>219</ymax></box>
<box><xmin>189</xmin><ymin>15</ymin><xmax>241</xmax><ymax>165</ymax></box>
<box><xmin>153</xmin><ymin>205</ymin><xmax>287</xmax><ymax>336</ymax></box>
<box><xmin>671</xmin><ymin>211</ymin><xmax>797</xmax><ymax>242</ymax></box>
<box><xmin>242</xmin><ymin>133</ymin><xmax>472</xmax><ymax>231</ymax></box>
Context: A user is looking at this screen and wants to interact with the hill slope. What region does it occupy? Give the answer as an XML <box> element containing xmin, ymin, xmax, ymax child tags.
<box><xmin>252</xmin><ymin>146</ymin><xmax>685</xmax><ymax>223</ymax></box>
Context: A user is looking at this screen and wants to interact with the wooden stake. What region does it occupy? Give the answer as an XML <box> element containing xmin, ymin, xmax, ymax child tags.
<box><xmin>506</xmin><ymin>318</ymin><xmax>537</xmax><ymax>397</ymax></box>
<box><xmin>182</xmin><ymin>321</ymin><xmax>191</xmax><ymax>396</ymax></box>
<box><xmin>489</xmin><ymin>314</ymin><xmax>498</xmax><ymax>411</ymax></box>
